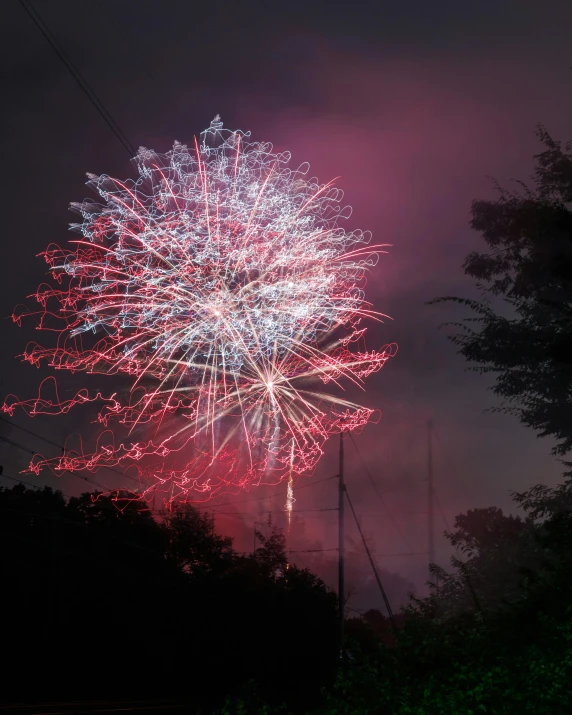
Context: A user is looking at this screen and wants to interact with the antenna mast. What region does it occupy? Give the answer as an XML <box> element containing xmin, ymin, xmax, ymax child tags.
<box><xmin>427</xmin><ymin>419</ymin><xmax>435</xmax><ymax>580</ymax></box>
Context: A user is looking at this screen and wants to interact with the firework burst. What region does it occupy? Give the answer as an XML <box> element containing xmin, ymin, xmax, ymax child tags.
<box><xmin>4</xmin><ymin>116</ymin><xmax>396</xmax><ymax>503</ymax></box>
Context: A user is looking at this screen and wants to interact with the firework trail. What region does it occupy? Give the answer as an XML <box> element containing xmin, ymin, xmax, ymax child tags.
<box><xmin>4</xmin><ymin>116</ymin><xmax>396</xmax><ymax>504</ymax></box>
<box><xmin>285</xmin><ymin>438</ymin><xmax>296</xmax><ymax>533</ymax></box>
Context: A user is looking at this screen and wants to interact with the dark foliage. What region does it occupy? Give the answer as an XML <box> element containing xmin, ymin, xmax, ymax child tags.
<box><xmin>429</xmin><ymin>126</ymin><xmax>572</xmax><ymax>465</ymax></box>
<box><xmin>0</xmin><ymin>485</ymin><xmax>337</xmax><ymax>710</ymax></box>
<box><xmin>2</xmin><ymin>482</ymin><xmax>572</xmax><ymax>714</ymax></box>
<box><xmin>316</xmin><ymin>481</ymin><xmax>572</xmax><ymax>715</ymax></box>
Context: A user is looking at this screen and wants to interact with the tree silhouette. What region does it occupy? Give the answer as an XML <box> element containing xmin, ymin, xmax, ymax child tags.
<box><xmin>430</xmin><ymin>126</ymin><xmax>572</xmax><ymax>466</ymax></box>
<box><xmin>0</xmin><ymin>484</ymin><xmax>337</xmax><ymax>709</ymax></box>
<box><xmin>163</xmin><ymin>501</ymin><xmax>235</xmax><ymax>576</ymax></box>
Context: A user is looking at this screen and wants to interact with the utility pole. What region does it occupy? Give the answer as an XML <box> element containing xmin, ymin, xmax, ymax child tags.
<box><xmin>338</xmin><ymin>430</ymin><xmax>346</xmax><ymax>658</ymax></box>
<box><xmin>427</xmin><ymin>419</ymin><xmax>435</xmax><ymax>582</ymax></box>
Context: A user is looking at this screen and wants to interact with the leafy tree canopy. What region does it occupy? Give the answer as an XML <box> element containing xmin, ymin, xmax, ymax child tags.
<box><xmin>430</xmin><ymin>126</ymin><xmax>572</xmax><ymax>465</ymax></box>
<box><xmin>0</xmin><ymin>484</ymin><xmax>337</xmax><ymax>709</ymax></box>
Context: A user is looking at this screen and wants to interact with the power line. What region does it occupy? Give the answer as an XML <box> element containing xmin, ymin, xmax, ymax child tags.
<box><xmin>1</xmin><ymin>417</ymin><xmax>337</xmax><ymax>532</ymax></box>
<box><xmin>378</xmin><ymin>551</ymin><xmax>428</xmax><ymax>557</ymax></box>
<box><xmin>1</xmin><ymin>415</ymin><xmax>343</xmax><ymax>574</ymax></box>
<box><xmin>288</xmin><ymin>507</ymin><xmax>339</xmax><ymax>513</ymax></box>
<box><xmin>361</xmin><ymin>511</ymin><xmax>428</xmax><ymax>517</ymax></box>
<box><xmin>1</xmin><ymin>419</ymin><xmax>430</xmax><ymax>559</ymax></box>
<box><xmin>1</xmin><ymin>427</ymin><xmax>335</xmax><ymax>554</ymax></box>
<box><xmin>211</xmin><ymin>507</ymin><xmax>337</xmax><ymax>517</ymax></box>
<box><xmin>289</xmin><ymin>550</ymin><xmax>308</xmax><ymax>569</ymax></box>
<box><xmin>1</xmin><ymin>416</ymin><xmax>141</xmax><ymax>486</ymax></box>
<box><xmin>0</xmin><ymin>468</ymin><xmax>336</xmax><ymax>557</ymax></box>
<box><xmin>0</xmin><ymin>433</ymin><xmax>35</xmax><ymax>455</ymax></box>
<box><xmin>203</xmin><ymin>474</ymin><xmax>338</xmax><ymax>510</ymax></box>
<box><xmin>0</xmin><ymin>469</ymin><xmax>426</xmax><ymax>564</ymax></box>
<box><xmin>0</xmin><ymin>472</ymin><xmax>52</xmax><ymax>493</ymax></box>
<box><xmin>2</xmin><ymin>415</ymin><xmax>337</xmax><ymax>509</ymax></box>
<box><xmin>0</xmin><ymin>415</ymin><xmax>63</xmax><ymax>452</ymax></box>
<box><xmin>19</xmin><ymin>0</ymin><xmax>136</xmax><ymax>157</ymax></box>
<box><xmin>0</xmin><ymin>432</ymin><xmax>114</xmax><ymax>493</ymax></box>
<box><xmin>0</xmin><ymin>423</ymin><xmax>178</xmax><ymax>526</ymax></box>
<box><xmin>292</xmin><ymin>547</ymin><xmax>427</xmax><ymax>558</ymax></box>
<box><xmin>348</xmin><ymin>433</ymin><xmax>424</xmax><ymax>564</ymax></box>
<box><xmin>345</xmin><ymin>486</ymin><xmax>397</xmax><ymax>630</ymax></box>
<box><xmin>288</xmin><ymin>548</ymin><xmax>339</xmax><ymax>554</ymax></box>
<box><xmin>0</xmin><ymin>480</ymin><xmax>172</xmax><ymax>562</ymax></box>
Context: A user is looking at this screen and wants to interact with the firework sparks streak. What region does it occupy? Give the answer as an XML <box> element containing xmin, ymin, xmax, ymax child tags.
<box><xmin>4</xmin><ymin>117</ymin><xmax>396</xmax><ymax>503</ymax></box>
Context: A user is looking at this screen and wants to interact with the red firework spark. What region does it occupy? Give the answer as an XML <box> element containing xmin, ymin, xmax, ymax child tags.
<box><xmin>4</xmin><ymin>117</ymin><xmax>396</xmax><ymax>504</ymax></box>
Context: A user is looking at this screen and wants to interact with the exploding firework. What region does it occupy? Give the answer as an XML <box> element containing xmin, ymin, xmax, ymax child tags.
<box><xmin>4</xmin><ymin>116</ymin><xmax>396</xmax><ymax>503</ymax></box>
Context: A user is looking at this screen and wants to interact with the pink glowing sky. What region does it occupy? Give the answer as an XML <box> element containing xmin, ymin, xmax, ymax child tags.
<box><xmin>222</xmin><ymin>44</ymin><xmax>572</xmax><ymax>585</ymax></box>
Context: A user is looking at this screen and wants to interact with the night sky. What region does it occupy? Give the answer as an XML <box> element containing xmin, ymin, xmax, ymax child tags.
<box><xmin>2</xmin><ymin>0</ymin><xmax>572</xmax><ymax>610</ymax></box>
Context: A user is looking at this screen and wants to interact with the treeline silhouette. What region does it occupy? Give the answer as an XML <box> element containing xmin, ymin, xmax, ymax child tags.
<box><xmin>0</xmin><ymin>484</ymin><xmax>337</xmax><ymax>710</ymax></box>
<box><xmin>3</xmin><ymin>476</ymin><xmax>572</xmax><ymax>713</ymax></box>
<box><xmin>327</xmin><ymin>481</ymin><xmax>572</xmax><ymax>714</ymax></box>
